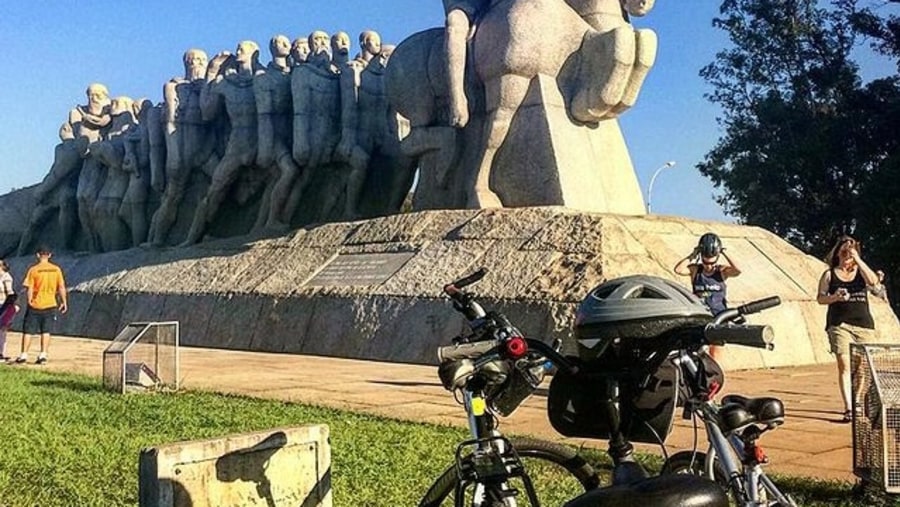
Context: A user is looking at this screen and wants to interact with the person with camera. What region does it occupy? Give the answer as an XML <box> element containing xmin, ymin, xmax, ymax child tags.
<box><xmin>816</xmin><ymin>235</ymin><xmax>880</xmax><ymax>423</ymax></box>
<box><xmin>674</xmin><ymin>232</ymin><xmax>742</xmax><ymax>362</ymax></box>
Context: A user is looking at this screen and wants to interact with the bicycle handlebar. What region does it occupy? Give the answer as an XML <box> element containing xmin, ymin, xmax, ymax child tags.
<box><xmin>438</xmin><ymin>337</ymin><xmax>580</xmax><ymax>375</ymax></box>
<box><xmin>437</xmin><ymin>340</ymin><xmax>499</xmax><ymax>362</ymax></box>
<box><xmin>704</xmin><ymin>324</ymin><xmax>775</xmax><ymax>350</ymax></box>
<box><xmin>712</xmin><ymin>295</ymin><xmax>782</xmax><ymax>325</ymax></box>
<box><xmin>737</xmin><ymin>296</ymin><xmax>782</xmax><ymax>316</ymax></box>
<box><xmin>444</xmin><ymin>268</ymin><xmax>488</xmax><ymax>299</ymax></box>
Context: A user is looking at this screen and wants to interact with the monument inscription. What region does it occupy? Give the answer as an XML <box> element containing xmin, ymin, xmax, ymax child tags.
<box><xmin>305</xmin><ymin>252</ymin><xmax>415</xmax><ymax>287</ymax></box>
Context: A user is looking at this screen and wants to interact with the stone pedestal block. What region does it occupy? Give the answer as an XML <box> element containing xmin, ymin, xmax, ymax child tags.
<box><xmin>139</xmin><ymin>425</ymin><xmax>332</xmax><ymax>507</ymax></box>
<box><xmin>491</xmin><ymin>75</ymin><xmax>645</xmax><ymax>214</ymax></box>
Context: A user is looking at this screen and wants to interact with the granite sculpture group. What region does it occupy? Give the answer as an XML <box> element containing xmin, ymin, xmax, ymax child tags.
<box><xmin>16</xmin><ymin>0</ymin><xmax>658</xmax><ymax>256</ymax></box>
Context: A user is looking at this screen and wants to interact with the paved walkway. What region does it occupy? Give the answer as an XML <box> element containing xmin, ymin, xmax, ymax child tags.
<box><xmin>4</xmin><ymin>335</ymin><xmax>859</xmax><ymax>483</ymax></box>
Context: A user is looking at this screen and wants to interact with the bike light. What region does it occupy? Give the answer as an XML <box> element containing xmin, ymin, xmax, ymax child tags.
<box><xmin>752</xmin><ymin>444</ymin><xmax>768</xmax><ymax>464</ymax></box>
<box><xmin>505</xmin><ymin>336</ymin><xmax>528</xmax><ymax>359</ymax></box>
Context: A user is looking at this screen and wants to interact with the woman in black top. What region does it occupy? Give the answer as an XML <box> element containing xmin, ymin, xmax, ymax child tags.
<box><xmin>816</xmin><ymin>235</ymin><xmax>880</xmax><ymax>423</ymax></box>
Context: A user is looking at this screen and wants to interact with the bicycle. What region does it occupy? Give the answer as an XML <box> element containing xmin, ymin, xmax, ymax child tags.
<box><xmin>421</xmin><ymin>269</ymin><xmax>729</xmax><ymax>507</ymax></box>
<box><xmin>660</xmin><ymin>303</ymin><xmax>798</xmax><ymax>506</ymax></box>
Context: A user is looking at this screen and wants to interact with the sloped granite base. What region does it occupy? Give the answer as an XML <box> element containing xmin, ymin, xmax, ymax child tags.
<box><xmin>5</xmin><ymin>207</ymin><xmax>899</xmax><ymax>370</ymax></box>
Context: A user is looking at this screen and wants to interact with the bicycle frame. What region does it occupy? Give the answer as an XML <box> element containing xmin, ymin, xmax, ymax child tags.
<box><xmin>453</xmin><ymin>386</ymin><xmax>538</xmax><ymax>507</ymax></box>
<box><xmin>675</xmin><ymin>351</ymin><xmax>795</xmax><ymax>507</ymax></box>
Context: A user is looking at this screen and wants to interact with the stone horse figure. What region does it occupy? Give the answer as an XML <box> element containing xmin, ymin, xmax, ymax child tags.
<box><xmin>386</xmin><ymin>0</ymin><xmax>656</xmax><ymax>212</ymax></box>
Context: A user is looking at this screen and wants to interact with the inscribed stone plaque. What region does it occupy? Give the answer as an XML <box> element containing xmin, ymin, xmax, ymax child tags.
<box><xmin>304</xmin><ymin>252</ymin><xmax>416</xmax><ymax>287</ymax></box>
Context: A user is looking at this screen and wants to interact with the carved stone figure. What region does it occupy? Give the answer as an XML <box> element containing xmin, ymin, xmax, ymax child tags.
<box><xmin>291</xmin><ymin>31</ymin><xmax>341</xmax><ymax>178</ymax></box>
<box><xmin>148</xmin><ymin>49</ymin><xmax>220</xmax><ymax>246</ymax></box>
<box><xmin>290</xmin><ymin>37</ymin><xmax>310</xmax><ymax>66</ymax></box>
<box><xmin>354</xmin><ymin>30</ymin><xmax>382</xmax><ymax>66</ymax></box>
<box><xmin>567</xmin><ymin>0</ymin><xmax>658</xmax><ymax>120</ymax></box>
<box><xmin>330</xmin><ymin>31</ymin><xmax>351</xmax><ymax>72</ymax></box>
<box><xmin>120</xmin><ymin>99</ymin><xmax>160</xmax><ymax>247</ymax></box>
<box><xmin>91</xmin><ymin>96</ymin><xmax>138</xmax><ymax>251</ymax></box>
<box><xmin>183</xmin><ymin>41</ymin><xmax>261</xmax><ymax>245</ymax></box>
<box><xmin>338</xmin><ymin>35</ymin><xmax>413</xmax><ymax>218</ymax></box>
<box><xmin>256</xmin><ymin>35</ymin><xmax>306</xmax><ymax>231</ymax></box>
<box><xmin>442</xmin><ymin>0</ymin><xmax>491</xmax><ymax>129</ymax></box>
<box><xmin>17</xmin><ymin>122</ymin><xmax>82</xmax><ymax>256</ymax></box>
<box><xmin>70</xmin><ymin>83</ymin><xmax>111</xmax><ymax>252</ymax></box>
<box><xmin>386</xmin><ymin>0</ymin><xmax>654</xmax><ymax>214</ymax></box>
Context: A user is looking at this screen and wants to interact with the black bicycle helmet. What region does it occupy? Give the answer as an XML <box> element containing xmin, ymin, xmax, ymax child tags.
<box><xmin>698</xmin><ymin>232</ymin><xmax>722</xmax><ymax>258</ymax></box>
<box><xmin>574</xmin><ymin>275</ymin><xmax>712</xmax><ymax>360</ymax></box>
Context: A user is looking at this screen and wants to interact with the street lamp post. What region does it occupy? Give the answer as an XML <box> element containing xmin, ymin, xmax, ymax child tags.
<box><xmin>646</xmin><ymin>161</ymin><xmax>676</xmax><ymax>213</ymax></box>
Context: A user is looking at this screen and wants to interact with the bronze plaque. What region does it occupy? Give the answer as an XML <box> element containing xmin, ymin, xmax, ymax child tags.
<box><xmin>304</xmin><ymin>252</ymin><xmax>416</xmax><ymax>287</ymax></box>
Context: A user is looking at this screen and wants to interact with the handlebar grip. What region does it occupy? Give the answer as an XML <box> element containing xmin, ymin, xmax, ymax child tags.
<box><xmin>704</xmin><ymin>324</ymin><xmax>775</xmax><ymax>350</ymax></box>
<box><xmin>445</xmin><ymin>268</ymin><xmax>488</xmax><ymax>294</ymax></box>
<box><xmin>437</xmin><ymin>340</ymin><xmax>498</xmax><ymax>363</ymax></box>
<box><xmin>737</xmin><ymin>296</ymin><xmax>781</xmax><ymax>316</ymax></box>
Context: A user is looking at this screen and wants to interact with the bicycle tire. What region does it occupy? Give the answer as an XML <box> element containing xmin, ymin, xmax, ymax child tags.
<box><xmin>419</xmin><ymin>437</ymin><xmax>600</xmax><ymax>507</ymax></box>
<box><xmin>661</xmin><ymin>451</ymin><xmax>731</xmax><ymax>496</ymax></box>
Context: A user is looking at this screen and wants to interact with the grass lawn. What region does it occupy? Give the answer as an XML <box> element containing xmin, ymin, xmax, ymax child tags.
<box><xmin>0</xmin><ymin>367</ymin><xmax>884</xmax><ymax>506</ymax></box>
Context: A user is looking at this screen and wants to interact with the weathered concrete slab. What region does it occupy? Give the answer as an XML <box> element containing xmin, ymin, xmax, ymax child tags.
<box><xmin>119</xmin><ymin>293</ymin><xmax>167</xmax><ymax>331</ymax></box>
<box><xmin>159</xmin><ymin>294</ymin><xmax>216</xmax><ymax>347</ymax></box>
<box><xmin>139</xmin><ymin>425</ymin><xmax>332</xmax><ymax>507</ymax></box>
<box><xmin>250</xmin><ymin>298</ymin><xmax>315</xmax><ymax>353</ymax></box>
<box><xmin>205</xmin><ymin>294</ymin><xmax>266</xmax><ymax>350</ymax></box>
<box><xmin>82</xmin><ymin>293</ymin><xmax>127</xmax><ymax>339</ymax></box>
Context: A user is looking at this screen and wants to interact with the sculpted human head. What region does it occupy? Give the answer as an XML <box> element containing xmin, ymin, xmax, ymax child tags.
<box><xmin>269</xmin><ymin>34</ymin><xmax>291</xmax><ymax>59</ymax></box>
<box><xmin>183</xmin><ymin>49</ymin><xmax>208</xmax><ymax>81</ymax></box>
<box><xmin>235</xmin><ymin>40</ymin><xmax>261</xmax><ymax>68</ymax></box>
<box><xmin>623</xmin><ymin>0</ymin><xmax>655</xmax><ymax>17</ymax></box>
<box><xmin>308</xmin><ymin>30</ymin><xmax>330</xmax><ymax>56</ymax></box>
<box><xmin>308</xmin><ymin>30</ymin><xmax>331</xmax><ymax>66</ymax></box>
<box><xmin>291</xmin><ymin>37</ymin><xmax>310</xmax><ymax>64</ymax></box>
<box><xmin>331</xmin><ymin>32</ymin><xmax>351</xmax><ymax>55</ymax></box>
<box><xmin>359</xmin><ymin>30</ymin><xmax>382</xmax><ymax>58</ymax></box>
<box><xmin>85</xmin><ymin>83</ymin><xmax>110</xmax><ymax>110</ymax></box>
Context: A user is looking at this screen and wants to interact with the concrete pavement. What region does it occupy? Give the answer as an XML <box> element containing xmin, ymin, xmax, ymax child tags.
<box><xmin>2</xmin><ymin>334</ymin><xmax>860</xmax><ymax>483</ymax></box>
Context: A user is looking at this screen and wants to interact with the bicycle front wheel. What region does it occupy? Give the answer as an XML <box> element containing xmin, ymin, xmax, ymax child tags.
<box><xmin>419</xmin><ymin>437</ymin><xmax>599</xmax><ymax>507</ymax></box>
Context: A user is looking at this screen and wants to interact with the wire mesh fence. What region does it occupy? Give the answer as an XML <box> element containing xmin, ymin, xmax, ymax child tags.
<box><xmin>852</xmin><ymin>343</ymin><xmax>900</xmax><ymax>494</ymax></box>
<box><xmin>102</xmin><ymin>321</ymin><xmax>179</xmax><ymax>394</ymax></box>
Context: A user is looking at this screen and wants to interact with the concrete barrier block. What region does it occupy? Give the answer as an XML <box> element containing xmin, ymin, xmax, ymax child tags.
<box><xmin>139</xmin><ymin>425</ymin><xmax>332</xmax><ymax>507</ymax></box>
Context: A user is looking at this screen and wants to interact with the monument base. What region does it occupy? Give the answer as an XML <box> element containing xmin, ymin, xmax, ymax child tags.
<box><xmin>6</xmin><ymin>207</ymin><xmax>897</xmax><ymax>371</ymax></box>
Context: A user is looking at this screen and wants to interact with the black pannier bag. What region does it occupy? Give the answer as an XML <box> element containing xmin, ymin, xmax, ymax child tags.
<box><xmin>547</xmin><ymin>357</ymin><xmax>680</xmax><ymax>444</ymax></box>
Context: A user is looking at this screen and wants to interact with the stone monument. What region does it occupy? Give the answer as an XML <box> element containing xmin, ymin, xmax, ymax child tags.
<box><xmin>1</xmin><ymin>3</ymin><xmax>897</xmax><ymax>375</ymax></box>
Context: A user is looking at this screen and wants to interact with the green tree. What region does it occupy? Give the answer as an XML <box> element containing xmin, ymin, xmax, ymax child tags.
<box><xmin>700</xmin><ymin>0</ymin><xmax>900</xmax><ymax>308</ymax></box>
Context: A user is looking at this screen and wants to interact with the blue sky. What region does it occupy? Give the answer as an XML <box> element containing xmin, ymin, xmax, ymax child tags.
<box><xmin>0</xmin><ymin>1</ymin><xmax>894</xmax><ymax>222</ymax></box>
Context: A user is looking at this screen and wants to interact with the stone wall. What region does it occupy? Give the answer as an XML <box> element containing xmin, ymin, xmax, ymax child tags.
<box><xmin>5</xmin><ymin>208</ymin><xmax>898</xmax><ymax>370</ymax></box>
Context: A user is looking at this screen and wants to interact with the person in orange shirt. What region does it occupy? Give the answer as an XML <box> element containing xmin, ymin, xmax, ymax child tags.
<box><xmin>13</xmin><ymin>246</ymin><xmax>67</xmax><ymax>365</ymax></box>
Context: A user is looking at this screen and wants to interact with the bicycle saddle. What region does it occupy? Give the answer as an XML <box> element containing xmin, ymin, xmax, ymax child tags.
<box><xmin>562</xmin><ymin>473</ymin><xmax>728</xmax><ymax>507</ymax></box>
<box><xmin>720</xmin><ymin>394</ymin><xmax>785</xmax><ymax>432</ymax></box>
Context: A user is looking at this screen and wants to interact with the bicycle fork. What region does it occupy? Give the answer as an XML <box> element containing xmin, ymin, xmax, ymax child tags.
<box><xmin>455</xmin><ymin>389</ymin><xmax>537</xmax><ymax>507</ymax></box>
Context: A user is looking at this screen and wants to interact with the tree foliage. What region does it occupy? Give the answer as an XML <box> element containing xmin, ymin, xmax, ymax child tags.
<box><xmin>700</xmin><ymin>0</ymin><xmax>900</xmax><ymax>308</ymax></box>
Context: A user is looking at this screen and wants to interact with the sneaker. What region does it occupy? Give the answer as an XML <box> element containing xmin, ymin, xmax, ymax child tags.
<box><xmin>36</xmin><ymin>357</ymin><xmax>47</xmax><ymax>365</ymax></box>
<box><xmin>13</xmin><ymin>357</ymin><xmax>27</xmax><ymax>364</ymax></box>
